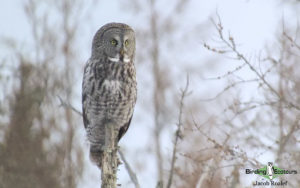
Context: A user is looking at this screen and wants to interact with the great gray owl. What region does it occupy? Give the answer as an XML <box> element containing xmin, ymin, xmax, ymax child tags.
<box><xmin>82</xmin><ymin>23</ymin><xmax>137</xmax><ymax>168</ymax></box>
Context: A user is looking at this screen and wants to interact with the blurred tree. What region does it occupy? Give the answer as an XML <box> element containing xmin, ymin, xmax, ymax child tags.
<box><xmin>175</xmin><ymin>14</ymin><xmax>300</xmax><ymax>188</ymax></box>
<box><xmin>0</xmin><ymin>60</ymin><xmax>61</xmax><ymax>188</ymax></box>
<box><xmin>0</xmin><ymin>0</ymin><xmax>86</xmax><ymax>187</ymax></box>
<box><xmin>123</xmin><ymin>0</ymin><xmax>197</xmax><ymax>186</ymax></box>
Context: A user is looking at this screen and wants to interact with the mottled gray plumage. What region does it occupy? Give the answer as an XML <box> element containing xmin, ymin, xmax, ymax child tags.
<box><xmin>82</xmin><ymin>23</ymin><xmax>137</xmax><ymax>168</ymax></box>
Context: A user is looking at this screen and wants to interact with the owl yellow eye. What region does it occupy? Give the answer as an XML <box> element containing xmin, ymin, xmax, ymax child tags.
<box><xmin>125</xmin><ymin>40</ymin><xmax>129</xmax><ymax>46</ymax></box>
<box><xmin>110</xmin><ymin>39</ymin><xmax>118</xmax><ymax>46</ymax></box>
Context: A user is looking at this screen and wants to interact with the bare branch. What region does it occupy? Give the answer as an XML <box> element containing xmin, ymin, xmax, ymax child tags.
<box><xmin>101</xmin><ymin>123</ymin><xmax>118</xmax><ymax>188</ymax></box>
<box><xmin>199</xmin><ymin>79</ymin><xmax>259</xmax><ymax>102</ymax></box>
<box><xmin>118</xmin><ymin>150</ymin><xmax>140</xmax><ymax>188</ymax></box>
<box><xmin>276</xmin><ymin>115</ymin><xmax>300</xmax><ymax>159</ymax></box>
<box><xmin>57</xmin><ymin>95</ymin><xmax>82</xmax><ymax>116</ymax></box>
<box><xmin>205</xmin><ymin>17</ymin><xmax>300</xmax><ymax>111</ymax></box>
<box><xmin>166</xmin><ymin>75</ymin><xmax>189</xmax><ymax>188</ymax></box>
<box><xmin>283</xmin><ymin>31</ymin><xmax>300</xmax><ymax>50</ymax></box>
<box><xmin>201</xmin><ymin>62</ymin><xmax>247</xmax><ymax>81</ymax></box>
<box><xmin>149</xmin><ymin>0</ymin><xmax>165</xmax><ymax>184</ymax></box>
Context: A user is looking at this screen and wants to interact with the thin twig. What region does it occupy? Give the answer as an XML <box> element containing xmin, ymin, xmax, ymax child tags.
<box><xmin>57</xmin><ymin>95</ymin><xmax>82</xmax><ymax>116</ymax></box>
<box><xmin>199</xmin><ymin>79</ymin><xmax>259</xmax><ymax>102</ymax></box>
<box><xmin>118</xmin><ymin>150</ymin><xmax>140</xmax><ymax>188</ymax></box>
<box><xmin>201</xmin><ymin>62</ymin><xmax>247</xmax><ymax>81</ymax></box>
<box><xmin>205</xmin><ymin>16</ymin><xmax>300</xmax><ymax>111</ymax></box>
<box><xmin>191</xmin><ymin>115</ymin><xmax>262</xmax><ymax>168</ymax></box>
<box><xmin>166</xmin><ymin>75</ymin><xmax>189</xmax><ymax>188</ymax></box>
<box><xmin>283</xmin><ymin>31</ymin><xmax>300</xmax><ymax>50</ymax></box>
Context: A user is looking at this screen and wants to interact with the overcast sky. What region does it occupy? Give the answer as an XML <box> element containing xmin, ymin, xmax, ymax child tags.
<box><xmin>0</xmin><ymin>0</ymin><xmax>299</xmax><ymax>187</ymax></box>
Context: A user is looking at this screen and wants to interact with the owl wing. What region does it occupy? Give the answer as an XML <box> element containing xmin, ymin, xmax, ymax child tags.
<box><xmin>82</xmin><ymin>59</ymin><xmax>95</xmax><ymax>129</ymax></box>
<box><xmin>82</xmin><ymin>96</ymin><xmax>89</xmax><ymax>129</ymax></box>
<box><xmin>118</xmin><ymin>115</ymin><xmax>133</xmax><ymax>141</ymax></box>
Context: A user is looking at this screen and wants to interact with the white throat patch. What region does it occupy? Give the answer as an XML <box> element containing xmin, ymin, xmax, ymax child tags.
<box><xmin>108</xmin><ymin>56</ymin><xmax>119</xmax><ymax>62</ymax></box>
<box><xmin>124</xmin><ymin>57</ymin><xmax>131</xmax><ymax>63</ymax></box>
<box><xmin>108</xmin><ymin>55</ymin><xmax>131</xmax><ymax>63</ymax></box>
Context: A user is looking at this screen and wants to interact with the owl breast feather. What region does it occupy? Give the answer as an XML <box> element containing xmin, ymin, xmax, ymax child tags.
<box><xmin>90</xmin><ymin>61</ymin><xmax>136</xmax><ymax>126</ymax></box>
<box><xmin>102</xmin><ymin>79</ymin><xmax>121</xmax><ymax>94</ymax></box>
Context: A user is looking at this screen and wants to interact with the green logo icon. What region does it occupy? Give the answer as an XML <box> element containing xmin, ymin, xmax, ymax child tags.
<box><xmin>256</xmin><ymin>162</ymin><xmax>284</xmax><ymax>180</ymax></box>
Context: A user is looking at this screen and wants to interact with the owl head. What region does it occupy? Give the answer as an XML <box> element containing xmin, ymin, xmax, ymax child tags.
<box><xmin>91</xmin><ymin>23</ymin><xmax>135</xmax><ymax>63</ymax></box>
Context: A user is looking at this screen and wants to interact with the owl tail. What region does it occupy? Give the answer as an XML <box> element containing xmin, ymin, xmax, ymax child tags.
<box><xmin>90</xmin><ymin>144</ymin><xmax>103</xmax><ymax>169</ymax></box>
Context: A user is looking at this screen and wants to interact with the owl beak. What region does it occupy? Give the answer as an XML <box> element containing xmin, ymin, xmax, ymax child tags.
<box><xmin>120</xmin><ymin>49</ymin><xmax>125</xmax><ymax>62</ymax></box>
<box><xmin>120</xmin><ymin>49</ymin><xmax>125</xmax><ymax>56</ymax></box>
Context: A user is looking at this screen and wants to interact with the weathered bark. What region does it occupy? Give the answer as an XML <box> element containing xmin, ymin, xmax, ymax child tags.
<box><xmin>100</xmin><ymin>123</ymin><xmax>119</xmax><ymax>188</ymax></box>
